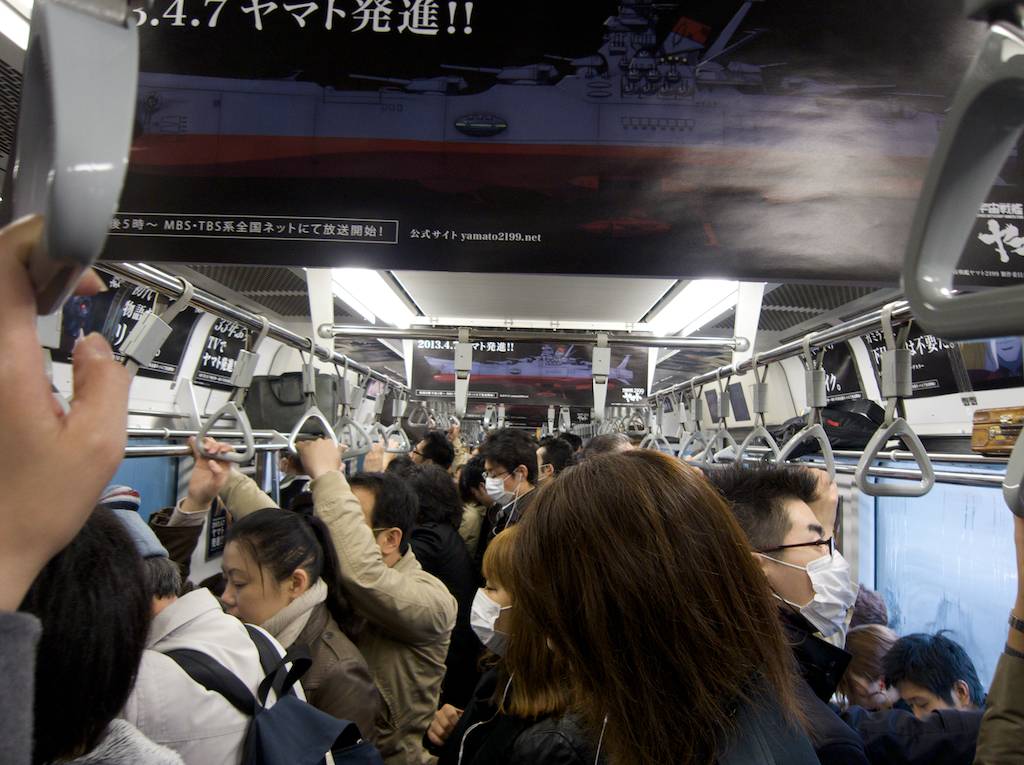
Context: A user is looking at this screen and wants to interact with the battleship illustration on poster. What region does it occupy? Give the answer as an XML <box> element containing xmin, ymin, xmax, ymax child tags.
<box><xmin>411</xmin><ymin>341</ymin><xmax>648</xmax><ymax>406</ymax></box>
<box><xmin>103</xmin><ymin>0</ymin><xmax>1017</xmax><ymax>284</ymax></box>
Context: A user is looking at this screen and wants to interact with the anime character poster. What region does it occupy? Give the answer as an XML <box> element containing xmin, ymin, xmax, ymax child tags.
<box><xmin>99</xmin><ymin>0</ymin><xmax>1019</xmax><ymax>285</ymax></box>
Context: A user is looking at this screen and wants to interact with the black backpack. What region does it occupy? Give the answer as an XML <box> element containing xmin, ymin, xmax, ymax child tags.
<box><xmin>771</xmin><ymin>400</ymin><xmax>885</xmax><ymax>459</ymax></box>
<box><xmin>166</xmin><ymin>625</ymin><xmax>383</xmax><ymax>765</ymax></box>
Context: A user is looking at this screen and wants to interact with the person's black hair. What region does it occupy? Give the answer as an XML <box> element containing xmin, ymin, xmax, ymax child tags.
<box><xmin>538</xmin><ymin>436</ymin><xmax>575</xmax><ymax>475</ymax></box>
<box><xmin>349</xmin><ymin>472</ymin><xmax>419</xmax><ymax>555</ymax></box>
<box><xmin>883</xmin><ymin>632</ymin><xmax>985</xmax><ymax>706</ymax></box>
<box><xmin>558</xmin><ymin>431</ymin><xmax>583</xmax><ymax>452</ymax></box>
<box><xmin>703</xmin><ymin>463</ymin><xmax>819</xmax><ymax>551</ymax></box>
<box><xmin>411</xmin><ymin>463</ymin><xmax>464</xmax><ymax>528</ymax></box>
<box><xmin>142</xmin><ymin>556</ymin><xmax>182</xmax><ymax>600</ymax></box>
<box><xmin>385</xmin><ymin>454</ymin><xmax>418</xmax><ymax>480</ymax></box>
<box><xmin>480</xmin><ymin>428</ymin><xmax>538</xmax><ymax>484</ymax></box>
<box><xmin>418</xmin><ymin>430</ymin><xmax>456</xmax><ymax>470</ymax></box>
<box><xmin>459</xmin><ymin>455</ymin><xmax>487</xmax><ymax>504</ymax></box>
<box><xmin>581</xmin><ymin>432</ymin><xmax>631</xmax><ymax>459</ymax></box>
<box><xmin>19</xmin><ymin>507</ymin><xmax>150</xmax><ymax>764</ymax></box>
<box><xmin>226</xmin><ymin>507</ymin><xmax>362</xmax><ymax>639</ymax></box>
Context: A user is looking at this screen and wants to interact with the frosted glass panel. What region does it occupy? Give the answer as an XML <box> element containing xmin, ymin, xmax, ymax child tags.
<box><xmin>875</xmin><ymin>465</ymin><xmax>1015</xmax><ymax>690</ymax></box>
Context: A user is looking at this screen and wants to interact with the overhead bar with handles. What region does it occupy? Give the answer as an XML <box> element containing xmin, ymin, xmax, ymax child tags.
<box><xmin>677</xmin><ymin>384</ymin><xmax>710</xmax><ymax>461</ymax></box>
<box><xmin>385</xmin><ymin>390</ymin><xmax>413</xmax><ymax>454</ymax></box>
<box><xmin>902</xmin><ymin>17</ymin><xmax>1024</xmax><ymax>339</ymax></box>
<box><xmin>195</xmin><ymin>315</ymin><xmax>271</xmax><ymax>464</ymax></box>
<box><xmin>855</xmin><ymin>305</ymin><xmax>935</xmax><ymax>497</ymax></box>
<box><xmin>777</xmin><ymin>335</ymin><xmax>836</xmax><ymax>479</ymax></box>
<box><xmin>737</xmin><ymin>355</ymin><xmax>782</xmax><ymax>463</ymax></box>
<box><xmin>100</xmin><ymin>262</ymin><xmax>408</xmax><ymax>392</ymax></box>
<box><xmin>287</xmin><ymin>341</ymin><xmax>339</xmax><ymax>456</ymax></box>
<box><xmin>648</xmin><ymin>302</ymin><xmax>913</xmax><ymax>403</ymax></box>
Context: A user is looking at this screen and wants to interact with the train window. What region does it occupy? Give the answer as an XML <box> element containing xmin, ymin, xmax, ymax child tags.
<box><xmin>871</xmin><ymin>465</ymin><xmax>1014</xmax><ymax>689</ymax></box>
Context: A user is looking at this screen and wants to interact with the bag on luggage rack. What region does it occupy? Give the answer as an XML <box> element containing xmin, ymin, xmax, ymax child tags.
<box><xmin>166</xmin><ymin>625</ymin><xmax>383</xmax><ymax>765</ymax></box>
<box><xmin>771</xmin><ymin>400</ymin><xmax>885</xmax><ymax>459</ymax></box>
<box><xmin>972</xmin><ymin>406</ymin><xmax>1024</xmax><ymax>455</ymax></box>
<box><xmin>243</xmin><ymin>372</ymin><xmax>342</xmax><ymax>433</ymax></box>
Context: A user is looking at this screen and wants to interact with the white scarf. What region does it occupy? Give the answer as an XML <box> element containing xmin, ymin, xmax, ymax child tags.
<box><xmin>260</xmin><ymin>578</ymin><xmax>329</xmax><ymax>649</ymax></box>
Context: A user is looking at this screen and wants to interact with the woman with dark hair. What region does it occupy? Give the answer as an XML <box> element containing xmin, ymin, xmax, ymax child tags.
<box><xmin>429</xmin><ymin>525</ymin><xmax>594</xmax><ymax>764</ymax></box>
<box><xmin>19</xmin><ymin>507</ymin><xmax>182</xmax><ymax>765</ymax></box>
<box><xmin>221</xmin><ymin>508</ymin><xmax>381</xmax><ymax>740</ymax></box>
<box><xmin>409</xmin><ymin>464</ymin><xmax>481</xmax><ymax>708</ymax></box>
<box><xmin>512</xmin><ymin>450</ymin><xmax>818</xmax><ymax>765</ymax></box>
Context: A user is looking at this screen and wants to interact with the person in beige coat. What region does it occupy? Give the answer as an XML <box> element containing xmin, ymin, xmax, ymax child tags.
<box><xmin>208</xmin><ymin>437</ymin><xmax>458</xmax><ymax>765</ymax></box>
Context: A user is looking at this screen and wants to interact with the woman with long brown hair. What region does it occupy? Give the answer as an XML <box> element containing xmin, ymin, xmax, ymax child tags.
<box><xmin>512</xmin><ymin>449</ymin><xmax>818</xmax><ymax>765</ymax></box>
<box><xmin>427</xmin><ymin>524</ymin><xmax>595</xmax><ymax>764</ymax></box>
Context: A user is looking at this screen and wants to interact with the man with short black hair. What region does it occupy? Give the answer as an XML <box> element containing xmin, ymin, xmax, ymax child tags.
<box><xmin>883</xmin><ymin>633</ymin><xmax>985</xmax><ymax>720</ymax></box>
<box><xmin>479</xmin><ymin>428</ymin><xmax>539</xmax><ymax>529</ymax></box>
<box><xmin>537</xmin><ymin>436</ymin><xmax>574</xmax><ymax>481</ymax></box>
<box><xmin>709</xmin><ymin>464</ymin><xmax>984</xmax><ymax>765</ymax></box>
<box><xmin>411</xmin><ymin>430</ymin><xmax>456</xmax><ymax>472</ymax></box>
<box><xmin>581</xmin><ymin>432</ymin><xmax>632</xmax><ymax>459</ymax></box>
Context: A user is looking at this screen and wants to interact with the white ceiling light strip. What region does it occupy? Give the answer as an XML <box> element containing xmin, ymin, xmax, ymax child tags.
<box><xmin>0</xmin><ymin>0</ymin><xmax>30</xmax><ymax>49</ymax></box>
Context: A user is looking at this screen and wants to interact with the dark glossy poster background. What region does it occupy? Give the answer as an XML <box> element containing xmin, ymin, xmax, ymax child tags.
<box><xmin>100</xmin><ymin>0</ymin><xmax>1021</xmax><ymax>284</ymax></box>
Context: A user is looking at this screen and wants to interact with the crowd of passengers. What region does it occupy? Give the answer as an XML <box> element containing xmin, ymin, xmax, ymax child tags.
<box><xmin>3</xmin><ymin>245</ymin><xmax>1024</xmax><ymax>764</ymax></box>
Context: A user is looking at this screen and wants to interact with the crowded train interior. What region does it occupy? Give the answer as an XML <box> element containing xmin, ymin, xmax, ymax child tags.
<box><xmin>1</xmin><ymin>0</ymin><xmax>1024</xmax><ymax>764</ymax></box>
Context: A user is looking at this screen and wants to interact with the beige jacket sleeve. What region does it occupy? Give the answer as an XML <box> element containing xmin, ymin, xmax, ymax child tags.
<box><xmin>218</xmin><ymin>469</ymin><xmax>279</xmax><ymax>520</ymax></box>
<box><xmin>310</xmin><ymin>470</ymin><xmax>456</xmax><ymax>646</ymax></box>
<box><xmin>975</xmin><ymin>651</ymin><xmax>1024</xmax><ymax>765</ymax></box>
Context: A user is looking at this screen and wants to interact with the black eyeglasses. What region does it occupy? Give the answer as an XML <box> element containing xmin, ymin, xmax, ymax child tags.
<box><xmin>757</xmin><ymin>536</ymin><xmax>835</xmax><ymax>558</ymax></box>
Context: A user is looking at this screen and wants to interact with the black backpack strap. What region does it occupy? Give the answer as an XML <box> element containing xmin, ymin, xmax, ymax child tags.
<box><xmin>244</xmin><ymin>624</ymin><xmax>299</xmax><ymax>701</ymax></box>
<box><xmin>164</xmin><ymin>648</ymin><xmax>259</xmax><ymax>717</ymax></box>
<box><xmin>256</xmin><ymin>644</ymin><xmax>313</xmax><ymax>707</ymax></box>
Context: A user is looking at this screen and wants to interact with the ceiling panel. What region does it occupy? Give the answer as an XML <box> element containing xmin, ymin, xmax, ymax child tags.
<box><xmin>392</xmin><ymin>271</ymin><xmax>675</xmax><ymax>324</ymax></box>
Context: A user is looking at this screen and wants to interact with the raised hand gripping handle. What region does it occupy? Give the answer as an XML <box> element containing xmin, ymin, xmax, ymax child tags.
<box><xmin>288</xmin><ymin>407</ymin><xmax>338</xmax><ymax>456</ymax></box>
<box><xmin>384</xmin><ymin>422</ymin><xmax>412</xmax><ymax>454</ymax></box>
<box><xmin>195</xmin><ymin>403</ymin><xmax>256</xmax><ymax>465</ymax></box>
<box><xmin>334</xmin><ymin>415</ymin><xmax>373</xmax><ymax>458</ymax></box>
<box><xmin>855</xmin><ymin>419</ymin><xmax>935</xmax><ymax>497</ymax></box>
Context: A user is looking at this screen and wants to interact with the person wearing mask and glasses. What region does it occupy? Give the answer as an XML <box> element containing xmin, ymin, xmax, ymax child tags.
<box><xmin>475</xmin><ymin>429</ymin><xmax>539</xmax><ymax>571</ymax></box>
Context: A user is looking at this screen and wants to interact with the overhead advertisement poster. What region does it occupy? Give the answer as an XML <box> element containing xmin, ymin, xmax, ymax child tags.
<box><xmin>863</xmin><ymin>326</ymin><xmax>961</xmax><ymax>399</ymax></box>
<box><xmin>411</xmin><ymin>340</ymin><xmax>648</xmax><ymax>406</ymax></box>
<box><xmin>100</xmin><ymin>0</ymin><xmax>1016</xmax><ymax>286</ymax></box>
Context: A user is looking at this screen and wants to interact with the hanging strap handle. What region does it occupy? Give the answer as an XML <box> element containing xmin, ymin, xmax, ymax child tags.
<box><xmin>121</xmin><ymin>279</ymin><xmax>195</xmax><ymax>380</ymax></box>
<box><xmin>288</xmin><ymin>341</ymin><xmax>338</xmax><ymax>456</ymax></box>
<box><xmin>702</xmin><ymin>370</ymin><xmax>737</xmax><ymax>465</ymax></box>
<box><xmin>195</xmin><ymin>317</ymin><xmax>270</xmax><ymax>464</ymax></box>
<box><xmin>856</xmin><ymin>305</ymin><xmax>935</xmax><ymax>497</ymax></box>
<box><xmin>738</xmin><ymin>355</ymin><xmax>782</xmax><ymax>463</ymax></box>
<box><xmin>776</xmin><ymin>336</ymin><xmax>835</xmax><ymax>478</ymax></box>
<box><xmin>902</xmin><ymin>20</ymin><xmax>1024</xmax><ymax>339</ymax></box>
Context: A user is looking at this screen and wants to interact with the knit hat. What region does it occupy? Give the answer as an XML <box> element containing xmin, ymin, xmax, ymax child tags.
<box><xmin>99</xmin><ymin>485</ymin><xmax>169</xmax><ymax>560</ymax></box>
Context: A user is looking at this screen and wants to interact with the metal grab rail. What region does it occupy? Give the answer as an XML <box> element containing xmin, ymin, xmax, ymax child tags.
<box><xmin>99</xmin><ymin>263</ymin><xmax>408</xmax><ymax>391</ymax></box>
<box><xmin>776</xmin><ymin>337</ymin><xmax>836</xmax><ymax>479</ymax></box>
<box><xmin>725</xmin><ymin>457</ymin><xmax>1007</xmax><ymax>491</ymax></box>
<box><xmin>855</xmin><ymin>305</ymin><xmax>935</xmax><ymax>497</ymax></box>
<box><xmin>648</xmin><ymin>302</ymin><xmax>913</xmax><ymax>403</ymax></box>
<box><xmin>737</xmin><ymin>358</ymin><xmax>781</xmax><ymax>462</ymax></box>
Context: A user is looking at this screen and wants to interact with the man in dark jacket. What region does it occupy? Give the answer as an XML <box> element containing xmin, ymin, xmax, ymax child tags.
<box><xmin>475</xmin><ymin>429</ymin><xmax>540</xmax><ymax>570</ymax></box>
<box><xmin>707</xmin><ymin>464</ymin><xmax>984</xmax><ymax>765</ymax></box>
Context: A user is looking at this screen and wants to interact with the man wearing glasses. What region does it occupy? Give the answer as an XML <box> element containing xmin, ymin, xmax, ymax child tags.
<box><xmin>709</xmin><ymin>465</ymin><xmax>983</xmax><ymax>765</ymax></box>
<box><xmin>707</xmin><ymin>464</ymin><xmax>868</xmax><ymax>765</ymax></box>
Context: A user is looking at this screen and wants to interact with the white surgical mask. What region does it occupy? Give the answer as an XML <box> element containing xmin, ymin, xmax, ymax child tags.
<box><xmin>470</xmin><ymin>589</ymin><xmax>511</xmax><ymax>655</ymax></box>
<box><xmin>763</xmin><ymin>549</ymin><xmax>858</xmax><ymax>642</ymax></box>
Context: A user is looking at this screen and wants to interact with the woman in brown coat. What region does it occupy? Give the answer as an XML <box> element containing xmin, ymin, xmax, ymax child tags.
<box><xmin>221</xmin><ymin>506</ymin><xmax>381</xmax><ymax>742</ymax></box>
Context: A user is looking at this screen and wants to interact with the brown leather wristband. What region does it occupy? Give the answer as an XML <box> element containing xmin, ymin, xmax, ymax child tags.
<box><xmin>1009</xmin><ymin>612</ymin><xmax>1024</xmax><ymax>634</ymax></box>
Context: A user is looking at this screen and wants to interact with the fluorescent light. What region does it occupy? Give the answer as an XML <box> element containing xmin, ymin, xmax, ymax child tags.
<box><xmin>0</xmin><ymin>1</ymin><xmax>29</xmax><ymax>49</ymax></box>
<box><xmin>648</xmin><ymin>279</ymin><xmax>740</xmax><ymax>336</ymax></box>
<box><xmin>331</xmin><ymin>268</ymin><xmax>414</xmax><ymax>328</ymax></box>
